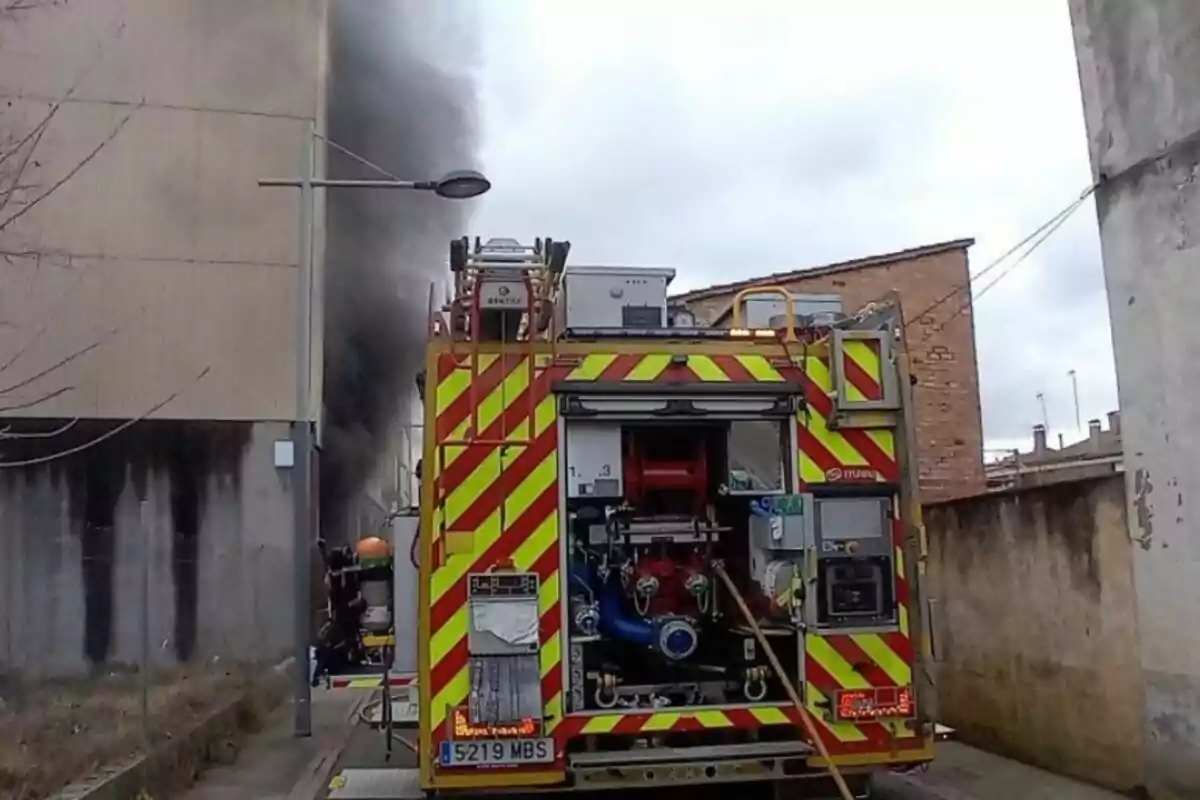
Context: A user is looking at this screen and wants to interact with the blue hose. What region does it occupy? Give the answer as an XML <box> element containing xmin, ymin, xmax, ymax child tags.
<box><xmin>598</xmin><ymin>581</ymin><xmax>655</xmax><ymax>645</ymax></box>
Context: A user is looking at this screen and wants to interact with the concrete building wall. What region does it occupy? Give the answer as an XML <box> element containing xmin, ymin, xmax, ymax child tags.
<box><xmin>0</xmin><ymin>419</ymin><xmax>294</xmax><ymax>676</ymax></box>
<box><xmin>1069</xmin><ymin>3</ymin><xmax>1200</xmax><ymax>796</ymax></box>
<box><xmin>0</xmin><ymin>0</ymin><xmax>327</xmax><ymax>421</ymax></box>
<box><xmin>0</xmin><ymin>0</ymin><xmax>327</xmax><ymax>677</ymax></box>
<box><xmin>679</xmin><ymin>243</ymin><xmax>986</xmax><ymax>503</ymax></box>
<box><xmin>925</xmin><ymin>476</ymin><xmax>1145</xmax><ymax>793</ymax></box>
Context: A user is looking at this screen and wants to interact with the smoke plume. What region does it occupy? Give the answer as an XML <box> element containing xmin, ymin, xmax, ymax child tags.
<box><xmin>321</xmin><ymin>1</ymin><xmax>480</xmax><ymax>537</ymax></box>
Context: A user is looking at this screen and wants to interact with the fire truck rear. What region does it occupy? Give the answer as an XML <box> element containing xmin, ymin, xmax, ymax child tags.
<box><xmin>416</xmin><ymin>236</ymin><xmax>937</xmax><ymax>797</ymax></box>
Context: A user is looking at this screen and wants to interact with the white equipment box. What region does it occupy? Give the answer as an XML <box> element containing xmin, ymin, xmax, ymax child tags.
<box><xmin>565</xmin><ymin>422</ymin><xmax>623</xmax><ymax>499</ymax></box>
<box><xmin>562</xmin><ymin>266</ymin><xmax>676</xmax><ymax>329</ymax></box>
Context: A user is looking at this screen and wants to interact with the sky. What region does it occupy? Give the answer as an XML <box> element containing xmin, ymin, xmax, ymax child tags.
<box><xmin>468</xmin><ymin>0</ymin><xmax>1119</xmax><ymax>457</ymax></box>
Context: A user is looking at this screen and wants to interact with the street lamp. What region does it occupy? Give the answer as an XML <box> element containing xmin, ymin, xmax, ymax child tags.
<box><xmin>434</xmin><ymin>169</ymin><xmax>491</xmax><ymax>199</ymax></box>
<box><xmin>256</xmin><ymin>167</ymin><xmax>492</xmax><ymax>197</ymax></box>
<box><xmin>258</xmin><ymin>121</ymin><xmax>490</xmax><ymax>738</ymax></box>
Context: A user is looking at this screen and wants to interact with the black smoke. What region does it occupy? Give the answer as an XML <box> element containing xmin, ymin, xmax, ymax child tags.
<box><xmin>321</xmin><ymin>1</ymin><xmax>480</xmax><ymax>537</ymax></box>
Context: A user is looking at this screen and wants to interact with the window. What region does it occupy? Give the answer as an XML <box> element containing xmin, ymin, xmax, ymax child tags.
<box><xmin>726</xmin><ymin>420</ymin><xmax>785</xmax><ymax>494</ymax></box>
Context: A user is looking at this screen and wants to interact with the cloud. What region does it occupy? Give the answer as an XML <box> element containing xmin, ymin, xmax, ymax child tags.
<box><xmin>473</xmin><ymin>0</ymin><xmax>1119</xmax><ymax>445</ymax></box>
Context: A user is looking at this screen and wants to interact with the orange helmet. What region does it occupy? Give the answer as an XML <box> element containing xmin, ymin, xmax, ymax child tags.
<box><xmin>355</xmin><ymin>536</ymin><xmax>392</xmax><ymax>559</ymax></box>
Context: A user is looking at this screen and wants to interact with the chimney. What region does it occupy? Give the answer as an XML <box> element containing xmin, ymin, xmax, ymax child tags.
<box><xmin>1058</xmin><ymin>433</ymin><xmax>1065</xmax><ymax>449</ymax></box>
<box><xmin>1107</xmin><ymin>410</ymin><xmax>1121</xmax><ymax>437</ymax></box>
<box><xmin>1033</xmin><ymin>424</ymin><xmax>1047</xmax><ymax>455</ymax></box>
<box><xmin>1089</xmin><ymin>418</ymin><xmax>1102</xmax><ymax>451</ymax></box>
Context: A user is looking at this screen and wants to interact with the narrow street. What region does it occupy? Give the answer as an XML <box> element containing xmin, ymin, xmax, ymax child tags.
<box><xmin>170</xmin><ymin>690</ymin><xmax>1127</xmax><ymax>800</ymax></box>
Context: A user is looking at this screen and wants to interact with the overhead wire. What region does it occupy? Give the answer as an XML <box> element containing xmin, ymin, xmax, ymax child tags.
<box><xmin>903</xmin><ymin>184</ymin><xmax>1097</xmax><ymax>340</ymax></box>
<box><xmin>917</xmin><ymin>188</ymin><xmax>1093</xmax><ymax>343</ymax></box>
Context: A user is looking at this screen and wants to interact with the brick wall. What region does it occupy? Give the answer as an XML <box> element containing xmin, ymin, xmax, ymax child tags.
<box><xmin>680</xmin><ymin>246</ymin><xmax>984</xmax><ymax>502</ymax></box>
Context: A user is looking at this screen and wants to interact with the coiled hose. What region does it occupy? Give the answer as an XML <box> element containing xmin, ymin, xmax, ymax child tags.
<box><xmin>712</xmin><ymin>563</ymin><xmax>853</xmax><ymax>800</ymax></box>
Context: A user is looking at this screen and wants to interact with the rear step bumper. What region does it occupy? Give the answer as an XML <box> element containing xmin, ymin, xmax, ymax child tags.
<box><xmin>570</xmin><ymin>739</ymin><xmax>812</xmax><ymax>767</ymax></box>
<box><xmin>567</xmin><ymin>740</ymin><xmax>870</xmax><ymax>792</ymax></box>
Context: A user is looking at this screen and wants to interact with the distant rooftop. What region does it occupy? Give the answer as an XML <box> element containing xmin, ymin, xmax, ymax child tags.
<box><xmin>668</xmin><ymin>237</ymin><xmax>975</xmax><ymax>303</ymax></box>
<box><xmin>986</xmin><ymin>411</ymin><xmax>1123</xmax><ymax>490</ymax></box>
<box><xmin>1027</xmin><ymin>410</ymin><xmax>1122</xmax><ymax>464</ymax></box>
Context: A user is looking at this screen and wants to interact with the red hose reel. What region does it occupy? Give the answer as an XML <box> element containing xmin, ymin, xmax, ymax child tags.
<box><xmin>623</xmin><ymin>437</ymin><xmax>708</xmax><ymax>516</ymax></box>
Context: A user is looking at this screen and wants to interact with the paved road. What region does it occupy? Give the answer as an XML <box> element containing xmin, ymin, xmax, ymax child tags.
<box><xmin>325</xmin><ymin>722</ymin><xmax>1124</xmax><ymax>800</ymax></box>
<box><xmin>171</xmin><ymin>690</ymin><xmax>1126</xmax><ymax>800</ymax></box>
<box><xmin>872</xmin><ymin>745</ymin><xmax>1124</xmax><ymax>800</ymax></box>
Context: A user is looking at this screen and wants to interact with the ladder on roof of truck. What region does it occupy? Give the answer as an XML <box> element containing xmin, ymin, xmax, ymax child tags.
<box><xmin>435</xmin><ymin>237</ymin><xmax>568</xmax><ymax>545</ymax></box>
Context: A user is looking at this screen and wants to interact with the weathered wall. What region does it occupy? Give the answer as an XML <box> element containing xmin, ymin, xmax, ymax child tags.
<box><xmin>0</xmin><ymin>419</ymin><xmax>294</xmax><ymax>676</ymax></box>
<box><xmin>0</xmin><ymin>0</ymin><xmax>327</xmax><ymax>422</ymax></box>
<box><xmin>681</xmin><ymin>243</ymin><xmax>985</xmax><ymax>503</ymax></box>
<box><xmin>0</xmin><ymin>0</ymin><xmax>324</xmax><ymax>684</ymax></box>
<box><xmin>1069</xmin><ymin>2</ymin><xmax>1200</xmax><ymax>797</ymax></box>
<box><xmin>925</xmin><ymin>475</ymin><xmax>1144</xmax><ymax>792</ymax></box>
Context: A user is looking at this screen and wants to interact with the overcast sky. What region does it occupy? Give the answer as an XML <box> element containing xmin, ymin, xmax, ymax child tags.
<box><xmin>469</xmin><ymin>0</ymin><xmax>1119</xmax><ymax>455</ymax></box>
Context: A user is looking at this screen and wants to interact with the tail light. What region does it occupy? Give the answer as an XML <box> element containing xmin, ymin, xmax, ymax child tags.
<box><xmin>834</xmin><ymin>686</ymin><xmax>914</xmax><ymax>721</ymax></box>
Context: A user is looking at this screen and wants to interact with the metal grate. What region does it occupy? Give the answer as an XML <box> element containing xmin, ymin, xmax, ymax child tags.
<box><xmin>621</xmin><ymin>305</ymin><xmax>663</xmax><ymax>329</ymax></box>
<box><xmin>468</xmin><ymin>654</ymin><xmax>543</xmax><ymax>724</ymax></box>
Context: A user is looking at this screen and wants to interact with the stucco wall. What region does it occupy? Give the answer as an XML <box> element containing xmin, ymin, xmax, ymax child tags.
<box><xmin>1069</xmin><ymin>2</ymin><xmax>1200</xmax><ymax>797</ymax></box>
<box><xmin>0</xmin><ymin>0</ymin><xmax>327</xmax><ymax>422</ymax></box>
<box><xmin>924</xmin><ymin>475</ymin><xmax>1144</xmax><ymax>793</ymax></box>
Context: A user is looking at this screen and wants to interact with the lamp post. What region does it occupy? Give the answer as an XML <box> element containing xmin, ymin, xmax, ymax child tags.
<box><xmin>1068</xmin><ymin>369</ymin><xmax>1081</xmax><ymax>436</ymax></box>
<box><xmin>259</xmin><ymin>121</ymin><xmax>490</xmax><ymax>737</ymax></box>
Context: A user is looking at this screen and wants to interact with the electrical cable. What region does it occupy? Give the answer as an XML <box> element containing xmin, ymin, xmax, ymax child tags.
<box><xmin>917</xmin><ymin>189</ymin><xmax>1091</xmax><ymax>344</ymax></box>
<box><xmin>903</xmin><ymin>184</ymin><xmax>1096</xmax><ymax>335</ymax></box>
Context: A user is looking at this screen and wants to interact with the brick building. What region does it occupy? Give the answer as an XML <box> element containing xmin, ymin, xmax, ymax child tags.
<box><xmin>672</xmin><ymin>238</ymin><xmax>984</xmax><ymax>502</ymax></box>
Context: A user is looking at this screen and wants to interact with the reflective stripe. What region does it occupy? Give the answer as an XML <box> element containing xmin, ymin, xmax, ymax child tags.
<box><xmin>737</xmin><ymin>354</ymin><xmax>785</xmax><ymax>382</ymax></box>
<box><xmin>625</xmin><ymin>353</ymin><xmax>671</xmax><ymax>381</ymax></box>
<box><xmin>796</xmin><ymin>354</ymin><xmax>899</xmax><ymax>485</ymax></box>
<box><xmin>582</xmin><ymin>715</ymin><xmax>622</xmax><ymax>734</ymax></box>
<box><xmin>566</xmin><ymin>353</ymin><xmax>616</xmax><ymax>381</ymax></box>
<box><xmin>851</xmin><ymin>633</ymin><xmax>912</xmax><ymax>686</ymax></box>
<box><xmin>685</xmin><ymin>355</ymin><xmax>730</xmax><ymax>382</ymax></box>
<box><xmin>428</xmin><ymin>356</ymin><xmax>565</xmax><ymax>739</ymax></box>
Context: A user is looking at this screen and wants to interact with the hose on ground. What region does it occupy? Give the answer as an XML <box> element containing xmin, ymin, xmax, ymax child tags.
<box><xmin>359</xmin><ymin>696</ymin><xmax>418</xmax><ymax>753</ymax></box>
<box><xmin>713</xmin><ymin>563</ymin><xmax>854</xmax><ymax>800</ymax></box>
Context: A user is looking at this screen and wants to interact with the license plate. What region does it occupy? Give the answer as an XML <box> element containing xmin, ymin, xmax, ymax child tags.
<box><xmin>439</xmin><ymin>738</ymin><xmax>554</xmax><ymax>767</ymax></box>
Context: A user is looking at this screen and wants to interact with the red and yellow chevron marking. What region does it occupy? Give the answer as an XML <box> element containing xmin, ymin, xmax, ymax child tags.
<box><xmin>840</xmin><ymin>338</ymin><xmax>886</xmax><ymax>404</ymax></box>
<box><xmin>797</xmin><ymin>354</ymin><xmax>898</xmax><ymax>485</ymax></box>
<box><xmin>423</xmin><ymin>344</ymin><xmax>923</xmax><ymax>772</ymax></box>
<box><xmin>425</xmin><ymin>352</ymin><xmax>568</xmax><ymax>753</ymax></box>
<box><xmin>802</xmin><ymin>512</ymin><xmax>919</xmax><ymax>758</ymax></box>
<box><xmin>562</xmin><ymin>352</ymin><xmax>796</xmax><ymax>383</ymax></box>
<box><xmin>553</xmin><ymin>705</ymin><xmax>802</xmax><ymax>741</ymax></box>
<box><xmin>795</xmin><ymin>339</ymin><xmax>917</xmax><ymax>757</ymax></box>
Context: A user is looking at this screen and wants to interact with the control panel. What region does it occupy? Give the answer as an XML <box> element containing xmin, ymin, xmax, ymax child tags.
<box><xmin>746</xmin><ymin>493</ymin><xmax>897</xmax><ymax>631</ymax></box>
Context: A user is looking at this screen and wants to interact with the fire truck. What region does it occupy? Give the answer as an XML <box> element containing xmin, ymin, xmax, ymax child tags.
<box><xmin>402</xmin><ymin>236</ymin><xmax>936</xmax><ymax>798</ymax></box>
